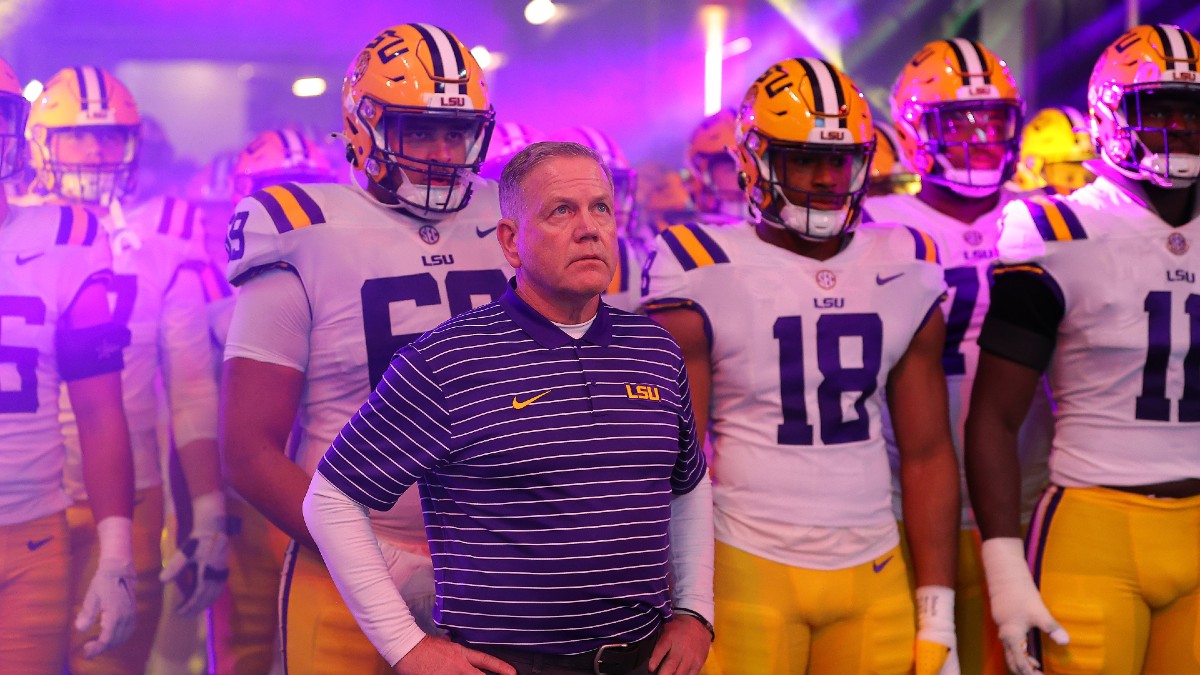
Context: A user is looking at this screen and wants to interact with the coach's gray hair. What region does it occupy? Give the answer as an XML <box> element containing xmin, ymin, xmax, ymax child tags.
<box><xmin>498</xmin><ymin>141</ymin><xmax>614</xmax><ymax>222</ymax></box>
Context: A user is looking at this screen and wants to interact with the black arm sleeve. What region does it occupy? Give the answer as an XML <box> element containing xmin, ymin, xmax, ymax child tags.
<box><xmin>977</xmin><ymin>265</ymin><xmax>1065</xmax><ymax>372</ymax></box>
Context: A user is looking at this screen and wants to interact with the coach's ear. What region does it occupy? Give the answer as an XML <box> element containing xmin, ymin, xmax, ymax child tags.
<box><xmin>497</xmin><ymin>218</ymin><xmax>521</xmax><ymax>270</ymax></box>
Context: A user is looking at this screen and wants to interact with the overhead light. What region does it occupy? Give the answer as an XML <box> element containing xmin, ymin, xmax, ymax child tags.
<box><xmin>701</xmin><ymin>5</ymin><xmax>728</xmax><ymax>116</ymax></box>
<box><xmin>723</xmin><ymin>37</ymin><xmax>751</xmax><ymax>58</ymax></box>
<box><xmin>22</xmin><ymin>79</ymin><xmax>42</xmax><ymax>102</ymax></box>
<box><xmin>292</xmin><ymin>77</ymin><xmax>327</xmax><ymax>98</ymax></box>
<box><xmin>471</xmin><ymin>45</ymin><xmax>494</xmax><ymax>70</ymax></box>
<box><xmin>525</xmin><ymin>0</ymin><xmax>557</xmax><ymax>25</ymax></box>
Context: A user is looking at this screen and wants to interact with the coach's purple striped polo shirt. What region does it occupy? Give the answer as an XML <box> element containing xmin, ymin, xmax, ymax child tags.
<box><xmin>317</xmin><ymin>283</ymin><xmax>706</xmax><ymax>655</ymax></box>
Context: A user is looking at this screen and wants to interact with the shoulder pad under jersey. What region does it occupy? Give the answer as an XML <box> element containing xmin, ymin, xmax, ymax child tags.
<box><xmin>657</xmin><ymin>223</ymin><xmax>731</xmax><ymax>271</ymax></box>
<box><xmin>1015</xmin><ymin>194</ymin><xmax>1088</xmax><ymax>243</ymax></box>
<box><xmin>225</xmin><ymin>182</ymin><xmax>333</xmax><ymax>285</ymax></box>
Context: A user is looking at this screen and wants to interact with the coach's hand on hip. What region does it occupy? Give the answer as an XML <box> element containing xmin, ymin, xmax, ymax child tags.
<box><xmin>649</xmin><ymin>614</ymin><xmax>713</xmax><ymax>675</ymax></box>
<box><xmin>394</xmin><ymin>635</ymin><xmax>516</xmax><ymax>675</ymax></box>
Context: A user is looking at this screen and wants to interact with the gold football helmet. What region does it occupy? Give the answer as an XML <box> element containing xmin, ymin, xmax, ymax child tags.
<box><xmin>27</xmin><ymin>65</ymin><xmax>141</xmax><ymax>205</ymax></box>
<box><xmin>342</xmin><ymin>23</ymin><xmax>495</xmax><ymax>214</ymax></box>
<box><xmin>869</xmin><ymin>121</ymin><xmax>920</xmax><ymax>195</ymax></box>
<box><xmin>891</xmin><ymin>39</ymin><xmax>1023</xmax><ymax>197</ymax></box>
<box><xmin>232</xmin><ymin>129</ymin><xmax>335</xmax><ymax>203</ymax></box>
<box><xmin>1088</xmin><ymin>24</ymin><xmax>1200</xmax><ymax>188</ymax></box>
<box><xmin>1013</xmin><ymin>106</ymin><xmax>1097</xmax><ymax>194</ymax></box>
<box><xmin>736</xmin><ymin>57</ymin><xmax>874</xmax><ymax>239</ymax></box>
<box><xmin>685</xmin><ymin>107</ymin><xmax>747</xmax><ymax>219</ymax></box>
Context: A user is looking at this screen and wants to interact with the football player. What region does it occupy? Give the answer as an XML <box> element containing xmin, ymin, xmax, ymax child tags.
<box><xmin>26</xmin><ymin>65</ymin><xmax>227</xmax><ymax>674</ymax></box>
<box><xmin>551</xmin><ymin>126</ymin><xmax>643</xmax><ymax>311</ymax></box>
<box><xmin>204</xmin><ymin>129</ymin><xmax>337</xmax><ymax>674</ymax></box>
<box><xmin>219</xmin><ymin>23</ymin><xmax>513</xmax><ymax>674</ymax></box>
<box><xmin>864</xmin><ymin>39</ymin><xmax>1056</xmax><ymax>674</ymax></box>
<box><xmin>0</xmin><ymin>57</ymin><xmax>136</xmax><ymax>671</ymax></box>
<box><xmin>642</xmin><ymin>57</ymin><xmax>960</xmax><ymax>674</ymax></box>
<box><xmin>867</xmin><ymin>121</ymin><xmax>920</xmax><ymax>196</ymax></box>
<box><xmin>1011</xmin><ymin>106</ymin><xmax>1098</xmax><ymax>195</ymax></box>
<box><xmin>683</xmin><ymin>107</ymin><xmax>750</xmax><ymax>224</ymax></box>
<box><xmin>966</xmin><ymin>24</ymin><xmax>1200</xmax><ymax>675</ymax></box>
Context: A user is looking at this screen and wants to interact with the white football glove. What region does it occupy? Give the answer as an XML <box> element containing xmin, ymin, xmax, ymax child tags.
<box><xmin>378</xmin><ymin>539</ymin><xmax>444</xmax><ymax>637</ymax></box>
<box><xmin>915</xmin><ymin>585</ymin><xmax>959</xmax><ymax>675</ymax></box>
<box><xmin>160</xmin><ymin>491</ymin><xmax>230</xmax><ymax>616</ymax></box>
<box><xmin>75</xmin><ymin>516</ymin><xmax>137</xmax><ymax>658</ymax></box>
<box><xmin>981</xmin><ymin>537</ymin><xmax>1070</xmax><ymax>675</ymax></box>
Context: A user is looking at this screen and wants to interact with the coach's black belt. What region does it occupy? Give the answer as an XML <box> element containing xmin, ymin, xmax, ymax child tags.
<box><xmin>460</xmin><ymin>628</ymin><xmax>659</xmax><ymax>675</ymax></box>
<box><xmin>1103</xmin><ymin>478</ymin><xmax>1200</xmax><ymax>499</ymax></box>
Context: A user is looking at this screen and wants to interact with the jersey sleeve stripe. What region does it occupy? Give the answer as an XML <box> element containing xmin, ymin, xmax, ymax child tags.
<box><xmin>182</xmin><ymin>201</ymin><xmax>197</xmax><ymax>239</ymax></box>
<box><xmin>660</xmin><ymin>228</ymin><xmax>698</xmax><ymax>270</ymax></box>
<box><xmin>56</xmin><ymin>206</ymin><xmax>98</xmax><ymax>245</ymax></box>
<box><xmin>157</xmin><ymin>197</ymin><xmax>176</xmax><ymax>234</ymax></box>
<box><xmin>904</xmin><ymin>226</ymin><xmax>940</xmax><ymax>263</ymax></box>
<box><xmin>607</xmin><ymin>239</ymin><xmax>629</xmax><ymax>295</ymax></box>
<box><xmin>662</xmin><ymin>224</ymin><xmax>728</xmax><ymax>271</ymax></box>
<box><xmin>1028</xmin><ymin>196</ymin><xmax>1086</xmax><ymax>241</ymax></box>
<box><xmin>278</xmin><ymin>183</ymin><xmax>326</xmax><ymax>228</ymax></box>
<box><xmin>252</xmin><ymin>183</ymin><xmax>325</xmax><ymax>233</ymax></box>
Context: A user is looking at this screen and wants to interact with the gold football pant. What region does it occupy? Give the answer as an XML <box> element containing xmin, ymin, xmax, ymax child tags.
<box><xmin>279</xmin><ymin>540</ymin><xmax>392</xmax><ymax>675</ymax></box>
<box><xmin>1027</xmin><ymin>485</ymin><xmax>1200</xmax><ymax>674</ymax></box>
<box><xmin>709</xmin><ymin>541</ymin><xmax>914</xmax><ymax>674</ymax></box>
<box><xmin>67</xmin><ymin>486</ymin><xmax>165</xmax><ymax>675</ymax></box>
<box><xmin>209</xmin><ymin>498</ymin><xmax>288</xmax><ymax>674</ymax></box>
<box><xmin>0</xmin><ymin>511</ymin><xmax>71</xmax><ymax>674</ymax></box>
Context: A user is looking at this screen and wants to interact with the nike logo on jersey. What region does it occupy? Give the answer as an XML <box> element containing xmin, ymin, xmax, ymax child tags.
<box><xmin>875</xmin><ymin>273</ymin><xmax>904</xmax><ymax>285</ymax></box>
<box><xmin>513</xmin><ymin>390</ymin><xmax>551</xmax><ymax>409</ymax></box>
<box><xmin>15</xmin><ymin>252</ymin><xmax>45</xmax><ymax>265</ymax></box>
<box><xmin>476</xmin><ymin>225</ymin><xmax>498</xmax><ymax>238</ymax></box>
<box><xmin>872</xmin><ymin>555</ymin><xmax>894</xmax><ymax>573</ymax></box>
<box><xmin>27</xmin><ymin>536</ymin><xmax>53</xmax><ymax>551</ymax></box>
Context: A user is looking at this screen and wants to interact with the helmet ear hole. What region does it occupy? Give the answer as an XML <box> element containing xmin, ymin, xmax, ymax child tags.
<box><xmin>737</xmin><ymin>171</ymin><xmax>748</xmax><ymax>192</ymax></box>
<box><xmin>345</xmin><ymin>143</ymin><xmax>359</xmax><ymax>168</ymax></box>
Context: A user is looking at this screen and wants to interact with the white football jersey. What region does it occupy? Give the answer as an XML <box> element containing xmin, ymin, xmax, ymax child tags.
<box><xmin>642</xmin><ymin>222</ymin><xmax>945</xmax><ymax>569</ymax></box>
<box><xmin>60</xmin><ymin>195</ymin><xmax>218</xmax><ymax>500</ymax></box>
<box><xmin>0</xmin><ymin>204</ymin><xmax>113</xmax><ymax>525</ymax></box>
<box><xmin>865</xmin><ymin>192</ymin><xmax>1055</xmax><ymax>527</ymax></box>
<box><xmin>997</xmin><ymin>177</ymin><xmax>1200</xmax><ymax>487</ymax></box>
<box><xmin>224</xmin><ymin>181</ymin><xmax>513</xmax><ymax>545</ymax></box>
<box><xmin>602</xmin><ymin>236</ymin><xmax>645</xmax><ymax>312</ymax></box>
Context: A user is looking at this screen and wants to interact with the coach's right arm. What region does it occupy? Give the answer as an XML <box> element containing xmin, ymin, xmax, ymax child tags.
<box><xmin>302</xmin><ymin>345</ymin><xmax>515</xmax><ymax>675</ymax></box>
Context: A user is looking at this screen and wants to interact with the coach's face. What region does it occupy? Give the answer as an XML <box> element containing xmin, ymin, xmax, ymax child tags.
<box><xmin>500</xmin><ymin>155</ymin><xmax>617</xmax><ymax>314</ymax></box>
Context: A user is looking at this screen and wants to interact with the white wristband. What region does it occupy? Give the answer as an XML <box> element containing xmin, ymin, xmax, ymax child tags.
<box><xmin>96</xmin><ymin>515</ymin><xmax>134</xmax><ymax>564</ymax></box>
<box><xmin>191</xmin><ymin>491</ymin><xmax>227</xmax><ymax>527</ymax></box>
<box><xmin>916</xmin><ymin>585</ymin><xmax>956</xmax><ymax>631</ymax></box>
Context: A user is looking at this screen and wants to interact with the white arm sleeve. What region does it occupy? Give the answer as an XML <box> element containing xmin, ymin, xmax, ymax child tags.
<box><xmin>668</xmin><ymin>472</ymin><xmax>714</xmax><ymax>623</ymax></box>
<box><xmin>303</xmin><ymin>471</ymin><xmax>427</xmax><ymax>666</ymax></box>
<box><xmin>223</xmin><ymin>268</ymin><xmax>311</xmax><ymax>371</ymax></box>
<box><xmin>161</xmin><ymin>263</ymin><xmax>220</xmax><ymax>447</ymax></box>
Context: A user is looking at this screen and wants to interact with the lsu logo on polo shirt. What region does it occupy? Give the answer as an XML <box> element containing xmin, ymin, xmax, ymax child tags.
<box><xmin>626</xmin><ymin>384</ymin><xmax>661</xmax><ymax>401</ymax></box>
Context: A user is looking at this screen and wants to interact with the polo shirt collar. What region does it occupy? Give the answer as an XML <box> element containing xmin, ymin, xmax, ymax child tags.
<box><xmin>499</xmin><ymin>279</ymin><xmax>613</xmax><ymax>348</ymax></box>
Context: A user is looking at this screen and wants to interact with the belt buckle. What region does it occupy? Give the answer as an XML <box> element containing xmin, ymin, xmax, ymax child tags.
<box><xmin>593</xmin><ymin>642</ymin><xmax>632</xmax><ymax>675</ymax></box>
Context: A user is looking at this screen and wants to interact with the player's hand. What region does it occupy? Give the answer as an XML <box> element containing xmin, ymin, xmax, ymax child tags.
<box><xmin>915</xmin><ymin>586</ymin><xmax>959</xmax><ymax>675</ymax></box>
<box><xmin>981</xmin><ymin>538</ymin><xmax>1069</xmax><ymax>675</ymax></box>
<box><xmin>392</xmin><ymin>635</ymin><xmax>516</xmax><ymax>675</ymax></box>
<box><xmin>649</xmin><ymin>614</ymin><xmax>712</xmax><ymax>675</ymax></box>
<box><xmin>160</xmin><ymin>492</ymin><xmax>231</xmax><ymax>616</ymax></box>
<box><xmin>75</xmin><ymin>557</ymin><xmax>137</xmax><ymax>658</ymax></box>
